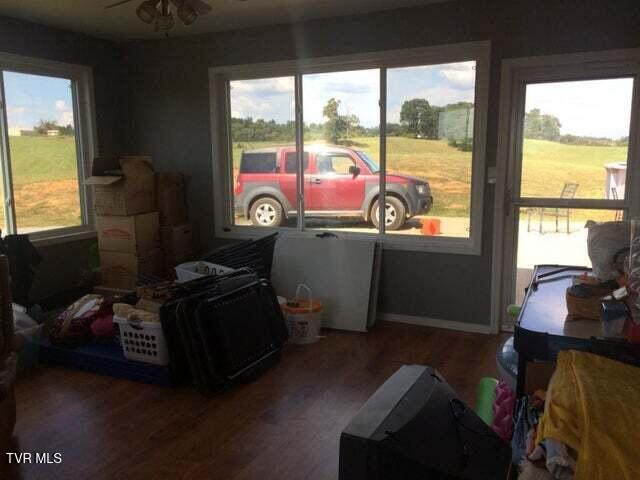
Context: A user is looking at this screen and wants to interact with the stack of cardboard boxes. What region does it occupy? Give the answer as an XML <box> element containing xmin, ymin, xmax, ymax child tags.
<box><xmin>156</xmin><ymin>173</ymin><xmax>197</xmax><ymax>274</ymax></box>
<box><xmin>87</xmin><ymin>156</ymin><xmax>163</xmax><ymax>290</ymax></box>
<box><xmin>86</xmin><ymin>156</ymin><xmax>196</xmax><ymax>291</ymax></box>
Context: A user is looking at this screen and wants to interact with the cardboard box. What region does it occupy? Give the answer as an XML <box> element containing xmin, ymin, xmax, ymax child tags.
<box><xmin>156</xmin><ymin>173</ymin><xmax>187</xmax><ymax>226</ymax></box>
<box><xmin>96</xmin><ymin>212</ymin><xmax>160</xmax><ymax>255</ymax></box>
<box><xmin>161</xmin><ymin>222</ymin><xmax>197</xmax><ymax>269</ymax></box>
<box><xmin>100</xmin><ymin>249</ymin><xmax>163</xmax><ymax>290</ymax></box>
<box><xmin>86</xmin><ymin>156</ymin><xmax>156</xmax><ymax>216</ymax></box>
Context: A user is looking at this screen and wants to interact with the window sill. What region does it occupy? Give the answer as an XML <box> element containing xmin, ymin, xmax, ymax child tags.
<box><xmin>215</xmin><ymin>226</ymin><xmax>481</xmax><ymax>256</ymax></box>
<box><xmin>29</xmin><ymin>228</ymin><xmax>96</xmax><ymax>248</ymax></box>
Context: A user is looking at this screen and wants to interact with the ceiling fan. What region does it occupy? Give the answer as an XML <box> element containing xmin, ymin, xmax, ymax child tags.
<box><xmin>105</xmin><ymin>0</ymin><xmax>223</xmax><ymax>33</ymax></box>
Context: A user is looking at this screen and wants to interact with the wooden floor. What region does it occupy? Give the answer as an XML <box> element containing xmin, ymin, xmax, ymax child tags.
<box><xmin>5</xmin><ymin>321</ymin><xmax>506</xmax><ymax>480</ymax></box>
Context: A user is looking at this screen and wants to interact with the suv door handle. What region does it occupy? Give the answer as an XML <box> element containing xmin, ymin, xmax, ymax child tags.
<box><xmin>311</xmin><ymin>178</ymin><xmax>322</xmax><ymax>184</ymax></box>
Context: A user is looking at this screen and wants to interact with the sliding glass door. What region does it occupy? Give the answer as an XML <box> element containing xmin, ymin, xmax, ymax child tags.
<box><xmin>211</xmin><ymin>42</ymin><xmax>491</xmax><ymax>254</ymax></box>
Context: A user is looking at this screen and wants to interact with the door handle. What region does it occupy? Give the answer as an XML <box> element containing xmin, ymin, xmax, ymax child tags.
<box><xmin>311</xmin><ymin>178</ymin><xmax>322</xmax><ymax>184</ymax></box>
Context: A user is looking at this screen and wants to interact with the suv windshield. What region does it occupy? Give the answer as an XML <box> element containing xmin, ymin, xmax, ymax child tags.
<box><xmin>356</xmin><ymin>151</ymin><xmax>379</xmax><ymax>173</ymax></box>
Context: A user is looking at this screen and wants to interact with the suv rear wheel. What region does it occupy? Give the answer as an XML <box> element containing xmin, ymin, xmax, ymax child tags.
<box><xmin>371</xmin><ymin>196</ymin><xmax>406</xmax><ymax>231</ymax></box>
<box><xmin>250</xmin><ymin>197</ymin><xmax>283</xmax><ymax>227</ymax></box>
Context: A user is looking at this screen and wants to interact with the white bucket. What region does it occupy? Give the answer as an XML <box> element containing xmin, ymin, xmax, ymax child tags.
<box><xmin>282</xmin><ymin>284</ymin><xmax>322</xmax><ymax>344</ymax></box>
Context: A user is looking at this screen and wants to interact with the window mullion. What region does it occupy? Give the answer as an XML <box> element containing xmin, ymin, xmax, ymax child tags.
<box><xmin>379</xmin><ymin>67</ymin><xmax>387</xmax><ymax>236</ymax></box>
<box><xmin>0</xmin><ymin>71</ymin><xmax>16</xmax><ymax>234</ymax></box>
<box><xmin>295</xmin><ymin>73</ymin><xmax>305</xmax><ymax>232</ymax></box>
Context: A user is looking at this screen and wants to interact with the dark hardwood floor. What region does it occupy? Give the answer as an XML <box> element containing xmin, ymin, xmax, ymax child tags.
<box><xmin>5</xmin><ymin>321</ymin><xmax>506</xmax><ymax>480</ymax></box>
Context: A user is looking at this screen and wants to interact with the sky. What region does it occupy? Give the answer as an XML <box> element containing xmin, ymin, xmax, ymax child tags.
<box><xmin>229</xmin><ymin>61</ymin><xmax>477</xmax><ymax>128</ymax></box>
<box><xmin>525</xmin><ymin>78</ymin><xmax>633</xmax><ymax>139</ymax></box>
<box><xmin>230</xmin><ymin>67</ymin><xmax>634</xmax><ymax>140</ymax></box>
<box><xmin>3</xmin><ymin>71</ymin><xmax>74</xmax><ymax>130</ymax></box>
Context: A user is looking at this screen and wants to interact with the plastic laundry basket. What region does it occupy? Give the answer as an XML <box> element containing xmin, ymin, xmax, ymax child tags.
<box><xmin>175</xmin><ymin>261</ymin><xmax>234</xmax><ymax>283</ymax></box>
<box><xmin>113</xmin><ymin>315</ymin><xmax>169</xmax><ymax>365</ymax></box>
<box><xmin>281</xmin><ymin>284</ymin><xmax>323</xmax><ymax>344</ymax></box>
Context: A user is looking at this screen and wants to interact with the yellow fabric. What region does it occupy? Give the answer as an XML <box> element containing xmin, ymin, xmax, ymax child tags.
<box><xmin>537</xmin><ymin>350</ymin><xmax>640</xmax><ymax>480</ymax></box>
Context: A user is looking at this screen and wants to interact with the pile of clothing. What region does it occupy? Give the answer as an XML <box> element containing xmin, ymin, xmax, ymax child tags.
<box><xmin>48</xmin><ymin>292</ymin><xmax>162</xmax><ymax>347</ymax></box>
<box><xmin>512</xmin><ymin>350</ymin><xmax>640</xmax><ymax>480</ymax></box>
<box><xmin>511</xmin><ymin>387</ymin><xmax>576</xmax><ymax>480</ymax></box>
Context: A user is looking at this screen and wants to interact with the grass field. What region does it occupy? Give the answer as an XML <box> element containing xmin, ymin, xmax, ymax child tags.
<box><xmin>233</xmin><ymin>136</ymin><xmax>627</xmax><ymax>221</ymax></box>
<box><xmin>6</xmin><ymin>135</ymin><xmax>81</xmax><ymax>230</ymax></box>
<box><xmin>1</xmin><ymin>134</ymin><xmax>625</xmax><ymax>231</ymax></box>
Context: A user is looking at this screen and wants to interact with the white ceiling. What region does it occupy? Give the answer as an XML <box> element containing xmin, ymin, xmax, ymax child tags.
<box><xmin>0</xmin><ymin>0</ymin><xmax>450</xmax><ymax>42</ymax></box>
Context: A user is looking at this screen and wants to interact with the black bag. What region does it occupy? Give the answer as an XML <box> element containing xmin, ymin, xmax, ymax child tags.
<box><xmin>0</xmin><ymin>234</ymin><xmax>42</xmax><ymax>306</ymax></box>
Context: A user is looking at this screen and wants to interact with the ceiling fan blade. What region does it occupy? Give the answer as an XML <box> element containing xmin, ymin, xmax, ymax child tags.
<box><xmin>104</xmin><ymin>0</ymin><xmax>137</xmax><ymax>9</ymax></box>
<box><xmin>188</xmin><ymin>0</ymin><xmax>212</xmax><ymax>15</ymax></box>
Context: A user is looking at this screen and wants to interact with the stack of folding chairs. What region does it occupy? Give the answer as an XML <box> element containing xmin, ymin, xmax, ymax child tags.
<box><xmin>202</xmin><ymin>233</ymin><xmax>278</xmax><ymax>279</ymax></box>
<box><xmin>160</xmin><ymin>235</ymin><xmax>287</xmax><ymax>394</ymax></box>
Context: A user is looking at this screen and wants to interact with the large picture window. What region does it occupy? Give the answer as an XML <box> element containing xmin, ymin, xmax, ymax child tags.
<box><xmin>210</xmin><ymin>42</ymin><xmax>489</xmax><ymax>253</ymax></box>
<box><xmin>0</xmin><ymin>53</ymin><xmax>95</xmax><ymax>240</ymax></box>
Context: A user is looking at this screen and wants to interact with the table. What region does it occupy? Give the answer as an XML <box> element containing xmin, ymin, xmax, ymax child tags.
<box><xmin>514</xmin><ymin>265</ymin><xmax>606</xmax><ymax>395</ymax></box>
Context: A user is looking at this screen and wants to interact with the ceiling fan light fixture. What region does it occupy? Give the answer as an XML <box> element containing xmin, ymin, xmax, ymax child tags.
<box><xmin>177</xmin><ymin>3</ymin><xmax>198</xmax><ymax>25</ymax></box>
<box><xmin>155</xmin><ymin>12</ymin><xmax>175</xmax><ymax>32</ymax></box>
<box><xmin>136</xmin><ymin>0</ymin><xmax>159</xmax><ymax>24</ymax></box>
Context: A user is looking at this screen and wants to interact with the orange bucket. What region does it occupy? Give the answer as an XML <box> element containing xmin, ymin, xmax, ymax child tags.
<box><xmin>421</xmin><ymin>218</ymin><xmax>441</xmax><ymax>236</ymax></box>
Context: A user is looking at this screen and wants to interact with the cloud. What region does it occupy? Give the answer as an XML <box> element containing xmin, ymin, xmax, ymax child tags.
<box><xmin>323</xmin><ymin>81</ymin><xmax>372</xmax><ymax>94</ymax></box>
<box><xmin>58</xmin><ymin>110</ymin><xmax>74</xmax><ymax>126</ymax></box>
<box><xmin>231</xmin><ymin>77</ymin><xmax>294</xmax><ymax>96</ymax></box>
<box><xmin>439</xmin><ymin>61</ymin><xmax>476</xmax><ymax>90</ymax></box>
<box><xmin>55</xmin><ymin>100</ymin><xmax>66</xmax><ymax>111</ymax></box>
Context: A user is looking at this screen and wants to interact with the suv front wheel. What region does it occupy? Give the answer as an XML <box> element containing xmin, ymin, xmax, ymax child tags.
<box><xmin>250</xmin><ymin>197</ymin><xmax>283</xmax><ymax>227</ymax></box>
<box><xmin>370</xmin><ymin>197</ymin><xmax>406</xmax><ymax>231</ymax></box>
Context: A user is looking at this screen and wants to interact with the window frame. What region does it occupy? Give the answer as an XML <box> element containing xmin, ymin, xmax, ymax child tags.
<box><xmin>0</xmin><ymin>51</ymin><xmax>97</xmax><ymax>245</ymax></box>
<box><xmin>209</xmin><ymin>41</ymin><xmax>490</xmax><ymax>255</ymax></box>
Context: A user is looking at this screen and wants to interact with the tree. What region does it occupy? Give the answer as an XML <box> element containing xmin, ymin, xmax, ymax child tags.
<box><xmin>524</xmin><ymin>109</ymin><xmax>561</xmax><ymax>141</ymax></box>
<box><xmin>399</xmin><ymin>99</ymin><xmax>440</xmax><ymax>139</ymax></box>
<box><xmin>322</xmin><ymin>98</ymin><xmax>345</xmax><ymax>143</ymax></box>
<box><xmin>35</xmin><ymin>119</ymin><xmax>60</xmax><ymax>135</ymax></box>
<box><xmin>321</xmin><ymin>98</ymin><xmax>361</xmax><ymax>144</ymax></box>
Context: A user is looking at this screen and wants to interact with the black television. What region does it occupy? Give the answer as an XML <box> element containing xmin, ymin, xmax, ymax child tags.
<box><xmin>339</xmin><ymin>365</ymin><xmax>511</xmax><ymax>480</ymax></box>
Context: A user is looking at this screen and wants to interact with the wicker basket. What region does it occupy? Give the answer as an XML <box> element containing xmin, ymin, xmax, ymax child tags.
<box><xmin>566</xmin><ymin>285</ymin><xmax>614</xmax><ymax>321</ymax></box>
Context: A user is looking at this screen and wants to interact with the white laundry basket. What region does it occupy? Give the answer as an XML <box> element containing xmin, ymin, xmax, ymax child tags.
<box><xmin>113</xmin><ymin>315</ymin><xmax>169</xmax><ymax>365</ymax></box>
<box><xmin>175</xmin><ymin>261</ymin><xmax>234</xmax><ymax>283</ymax></box>
<box><xmin>281</xmin><ymin>284</ymin><xmax>323</xmax><ymax>344</ymax></box>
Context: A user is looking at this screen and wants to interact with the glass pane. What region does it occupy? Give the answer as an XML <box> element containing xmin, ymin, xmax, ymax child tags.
<box><xmin>521</xmin><ymin>78</ymin><xmax>633</xmax><ymax>200</ymax></box>
<box><xmin>385</xmin><ymin>61</ymin><xmax>476</xmax><ymax>238</ymax></box>
<box><xmin>514</xmin><ymin>207</ymin><xmax>623</xmax><ymax>305</ymax></box>
<box><xmin>229</xmin><ymin>76</ymin><xmax>297</xmax><ymax>228</ymax></box>
<box><xmin>302</xmin><ymin>69</ymin><xmax>380</xmax><ymax>233</ymax></box>
<box><xmin>3</xmin><ymin>71</ymin><xmax>82</xmax><ymax>233</ymax></box>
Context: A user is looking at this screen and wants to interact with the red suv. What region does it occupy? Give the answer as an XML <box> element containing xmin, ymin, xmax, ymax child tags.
<box><xmin>234</xmin><ymin>145</ymin><xmax>433</xmax><ymax>230</ymax></box>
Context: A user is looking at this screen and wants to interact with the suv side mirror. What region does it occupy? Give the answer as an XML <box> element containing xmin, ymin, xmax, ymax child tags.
<box><xmin>349</xmin><ymin>165</ymin><xmax>360</xmax><ymax>177</ymax></box>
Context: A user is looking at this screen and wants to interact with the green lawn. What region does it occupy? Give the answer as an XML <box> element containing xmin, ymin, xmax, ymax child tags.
<box><xmin>5</xmin><ymin>135</ymin><xmax>81</xmax><ymax>229</ymax></box>
<box><xmin>521</xmin><ymin>139</ymin><xmax>627</xmax><ymax>199</ymax></box>
<box><xmin>3</xmin><ymin>134</ymin><xmax>626</xmax><ymax>229</ymax></box>
<box><xmin>9</xmin><ymin>136</ymin><xmax>79</xmax><ymax>185</ymax></box>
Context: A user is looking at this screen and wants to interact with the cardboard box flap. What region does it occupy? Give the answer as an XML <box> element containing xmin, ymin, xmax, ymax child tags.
<box><xmin>85</xmin><ymin>156</ymin><xmax>153</xmax><ymax>186</ymax></box>
<box><xmin>86</xmin><ymin>156</ymin><xmax>124</xmax><ymax>185</ymax></box>
<box><xmin>121</xmin><ymin>156</ymin><xmax>154</xmax><ymax>177</ymax></box>
<box><xmin>85</xmin><ymin>175</ymin><xmax>123</xmax><ymax>186</ymax></box>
